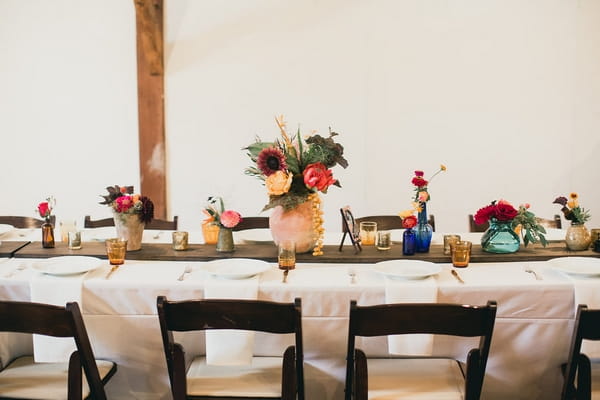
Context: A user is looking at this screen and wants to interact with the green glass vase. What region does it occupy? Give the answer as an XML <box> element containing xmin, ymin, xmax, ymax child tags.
<box><xmin>481</xmin><ymin>218</ymin><xmax>520</xmax><ymax>253</ymax></box>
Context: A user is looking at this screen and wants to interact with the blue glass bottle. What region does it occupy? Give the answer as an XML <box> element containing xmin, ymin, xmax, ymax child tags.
<box><xmin>403</xmin><ymin>228</ymin><xmax>416</xmax><ymax>255</ymax></box>
<box><xmin>415</xmin><ymin>202</ymin><xmax>433</xmax><ymax>252</ymax></box>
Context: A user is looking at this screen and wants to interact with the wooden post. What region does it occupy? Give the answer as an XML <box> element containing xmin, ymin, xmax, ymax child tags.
<box><xmin>133</xmin><ymin>0</ymin><xmax>166</xmax><ymax>218</ymax></box>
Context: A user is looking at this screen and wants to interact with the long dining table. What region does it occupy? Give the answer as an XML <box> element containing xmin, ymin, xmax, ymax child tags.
<box><xmin>0</xmin><ymin>229</ymin><xmax>599</xmax><ymax>400</ymax></box>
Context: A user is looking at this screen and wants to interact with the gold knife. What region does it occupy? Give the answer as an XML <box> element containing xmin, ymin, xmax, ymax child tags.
<box><xmin>451</xmin><ymin>269</ymin><xmax>465</xmax><ymax>284</ymax></box>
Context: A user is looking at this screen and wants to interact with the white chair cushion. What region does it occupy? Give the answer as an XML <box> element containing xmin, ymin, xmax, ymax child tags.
<box><xmin>0</xmin><ymin>355</ymin><xmax>115</xmax><ymax>399</ymax></box>
<box><xmin>186</xmin><ymin>356</ymin><xmax>283</xmax><ymax>397</ymax></box>
<box><xmin>366</xmin><ymin>358</ymin><xmax>465</xmax><ymax>400</ymax></box>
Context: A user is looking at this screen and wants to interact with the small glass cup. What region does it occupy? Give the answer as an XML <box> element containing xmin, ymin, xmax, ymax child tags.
<box><xmin>105</xmin><ymin>238</ymin><xmax>127</xmax><ymax>265</ymax></box>
<box><xmin>60</xmin><ymin>219</ymin><xmax>77</xmax><ymax>243</ymax></box>
<box><xmin>278</xmin><ymin>240</ymin><xmax>296</xmax><ymax>283</ymax></box>
<box><xmin>443</xmin><ymin>234</ymin><xmax>461</xmax><ymax>255</ymax></box>
<box><xmin>359</xmin><ymin>221</ymin><xmax>377</xmax><ymax>245</ymax></box>
<box><xmin>376</xmin><ymin>230</ymin><xmax>391</xmax><ymax>250</ymax></box>
<box><xmin>451</xmin><ymin>241</ymin><xmax>472</xmax><ymax>268</ymax></box>
<box><xmin>590</xmin><ymin>229</ymin><xmax>600</xmax><ymax>248</ymax></box>
<box><xmin>202</xmin><ymin>223</ymin><xmax>220</xmax><ymax>245</ymax></box>
<box><xmin>67</xmin><ymin>231</ymin><xmax>82</xmax><ymax>250</ymax></box>
<box><xmin>172</xmin><ymin>231</ymin><xmax>189</xmax><ymax>251</ymax></box>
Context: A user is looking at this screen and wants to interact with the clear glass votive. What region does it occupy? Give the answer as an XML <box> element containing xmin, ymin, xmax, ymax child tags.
<box><xmin>376</xmin><ymin>230</ymin><xmax>391</xmax><ymax>250</ymax></box>
<box><xmin>451</xmin><ymin>241</ymin><xmax>472</xmax><ymax>268</ymax></box>
<box><xmin>443</xmin><ymin>234</ymin><xmax>461</xmax><ymax>255</ymax></box>
<box><xmin>60</xmin><ymin>219</ymin><xmax>77</xmax><ymax>243</ymax></box>
<box><xmin>172</xmin><ymin>231</ymin><xmax>189</xmax><ymax>251</ymax></box>
<box><xmin>359</xmin><ymin>221</ymin><xmax>377</xmax><ymax>246</ymax></box>
<box><xmin>67</xmin><ymin>231</ymin><xmax>82</xmax><ymax>250</ymax></box>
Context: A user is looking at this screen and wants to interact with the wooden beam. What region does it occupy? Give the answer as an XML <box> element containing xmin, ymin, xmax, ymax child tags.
<box><xmin>133</xmin><ymin>0</ymin><xmax>166</xmax><ymax>219</ymax></box>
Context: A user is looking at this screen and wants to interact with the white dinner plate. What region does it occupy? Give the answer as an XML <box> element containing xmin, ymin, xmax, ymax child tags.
<box><xmin>32</xmin><ymin>256</ymin><xmax>103</xmax><ymax>276</ymax></box>
<box><xmin>235</xmin><ymin>230</ymin><xmax>274</xmax><ymax>244</ymax></box>
<box><xmin>200</xmin><ymin>258</ymin><xmax>272</xmax><ymax>279</ymax></box>
<box><xmin>547</xmin><ymin>257</ymin><xmax>600</xmax><ymax>277</ymax></box>
<box><xmin>374</xmin><ymin>259</ymin><xmax>442</xmax><ymax>280</ymax></box>
<box><xmin>0</xmin><ymin>224</ymin><xmax>14</xmax><ymax>237</ymax></box>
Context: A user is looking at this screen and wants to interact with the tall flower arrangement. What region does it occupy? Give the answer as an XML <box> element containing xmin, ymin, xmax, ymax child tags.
<box><xmin>244</xmin><ymin>115</ymin><xmax>348</xmax><ymax>255</ymax></box>
<box><xmin>99</xmin><ymin>185</ymin><xmax>154</xmax><ymax>224</ymax></box>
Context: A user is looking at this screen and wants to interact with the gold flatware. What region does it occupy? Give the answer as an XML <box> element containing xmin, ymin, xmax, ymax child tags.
<box><xmin>451</xmin><ymin>269</ymin><xmax>465</xmax><ymax>284</ymax></box>
<box><xmin>178</xmin><ymin>265</ymin><xmax>192</xmax><ymax>281</ymax></box>
<box><xmin>524</xmin><ymin>267</ymin><xmax>542</xmax><ymax>281</ymax></box>
<box><xmin>282</xmin><ymin>269</ymin><xmax>289</xmax><ymax>283</ymax></box>
<box><xmin>105</xmin><ymin>265</ymin><xmax>119</xmax><ymax>280</ymax></box>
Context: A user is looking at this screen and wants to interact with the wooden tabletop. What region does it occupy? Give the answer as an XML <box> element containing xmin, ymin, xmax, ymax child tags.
<box><xmin>12</xmin><ymin>240</ymin><xmax>600</xmax><ymax>264</ymax></box>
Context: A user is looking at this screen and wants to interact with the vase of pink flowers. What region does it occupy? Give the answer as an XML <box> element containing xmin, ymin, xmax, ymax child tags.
<box><xmin>37</xmin><ymin>197</ymin><xmax>55</xmax><ymax>248</ymax></box>
<box><xmin>203</xmin><ymin>196</ymin><xmax>242</xmax><ymax>252</ymax></box>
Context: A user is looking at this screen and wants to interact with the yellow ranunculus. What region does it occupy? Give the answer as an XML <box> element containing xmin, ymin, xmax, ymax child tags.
<box><xmin>398</xmin><ymin>209</ymin><xmax>414</xmax><ymax>218</ymax></box>
<box><xmin>266</xmin><ymin>170</ymin><xmax>293</xmax><ymax>195</ymax></box>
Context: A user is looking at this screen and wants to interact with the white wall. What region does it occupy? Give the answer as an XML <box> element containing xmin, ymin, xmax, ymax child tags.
<box><xmin>1</xmin><ymin>0</ymin><xmax>599</xmax><ymax>235</ymax></box>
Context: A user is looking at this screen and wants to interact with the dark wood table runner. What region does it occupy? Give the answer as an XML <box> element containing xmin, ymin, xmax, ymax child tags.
<box><xmin>0</xmin><ymin>241</ymin><xmax>30</xmax><ymax>258</ymax></box>
<box><xmin>12</xmin><ymin>240</ymin><xmax>600</xmax><ymax>263</ymax></box>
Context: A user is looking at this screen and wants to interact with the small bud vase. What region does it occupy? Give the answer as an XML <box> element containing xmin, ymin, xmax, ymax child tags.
<box><xmin>481</xmin><ymin>218</ymin><xmax>520</xmax><ymax>253</ymax></box>
<box><xmin>216</xmin><ymin>227</ymin><xmax>234</xmax><ymax>252</ymax></box>
<box><xmin>403</xmin><ymin>228</ymin><xmax>416</xmax><ymax>255</ymax></box>
<box><xmin>41</xmin><ymin>221</ymin><xmax>55</xmax><ymax>248</ymax></box>
<box><xmin>565</xmin><ymin>223</ymin><xmax>591</xmax><ymax>251</ymax></box>
<box><xmin>414</xmin><ymin>202</ymin><xmax>433</xmax><ymax>252</ymax></box>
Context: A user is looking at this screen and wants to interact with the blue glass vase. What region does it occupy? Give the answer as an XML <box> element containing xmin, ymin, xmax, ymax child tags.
<box><xmin>415</xmin><ymin>202</ymin><xmax>433</xmax><ymax>252</ymax></box>
<box><xmin>481</xmin><ymin>218</ymin><xmax>520</xmax><ymax>253</ymax></box>
<box><xmin>403</xmin><ymin>228</ymin><xmax>416</xmax><ymax>255</ymax></box>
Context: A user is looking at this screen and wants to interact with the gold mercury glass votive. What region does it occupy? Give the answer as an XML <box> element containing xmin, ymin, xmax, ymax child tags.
<box><xmin>67</xmin><ymin>231</ymin><xmax>82</xmax><ymax>250</ymax></box>
<box><xmin>172</xmin><ymin>231</ymin><xmax>189</xmax><ymax>251</ymax></box>
<box><xmin>376</xmin><ymin>230</ymin><xmax>391</xmax><ymax>250</ymax></box>
<box><xmin>443</xmin><ymin>234</ymin><xmax>461</xmax><ymax>255</ymax></box>
<box><xmin>359</xmin><ymin>221</ymin><xmax>377</xmax><ymax>246</ymax></box>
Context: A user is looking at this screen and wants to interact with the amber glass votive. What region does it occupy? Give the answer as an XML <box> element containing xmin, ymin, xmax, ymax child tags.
<box><xmin>105</xmin><ymin>238</ymin><xmax>127</xmax><ymax>265</ymax></box>
<box><xmin>451</xmin><ymin>241</ymin><xmax>472</xmax><ymax>268</ymax></box>
<box><xmin>359</xmin><ymin>221</ymin><xmax>377</xmax><ymax>245</ymax></box>
<box><xmin>202</xmin><ymin>223</ymin><xmax>220</xmax><ymax>245</ymax></box>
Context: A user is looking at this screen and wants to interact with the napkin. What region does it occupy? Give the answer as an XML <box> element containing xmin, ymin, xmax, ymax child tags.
<box><xmin>385</xmin><ymin>276</ymin><xmax>438</xmax><ymax>356</ymax></box>
<box><xmin>204</xmin><ymin>273</ymin><xmax>260</xmax><ymax>366</ymax></box>
<box><xmin>30</xmin><ymin>273</ymin><xmax>84</xmax><ymax>362</ymax></box>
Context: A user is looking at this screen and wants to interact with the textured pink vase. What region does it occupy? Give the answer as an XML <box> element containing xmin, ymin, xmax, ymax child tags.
<box><xmin>269</xmin><ymin>200</ymin><xmax>315</xmax><ymax>253</ymax></box>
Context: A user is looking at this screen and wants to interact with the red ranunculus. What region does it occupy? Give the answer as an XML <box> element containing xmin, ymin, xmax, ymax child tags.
<box><xmin>414</xmin><ymin>170</ymin><xmax>424</xmax><ymax>177</ymax></box>
<box><xmin>402</xmin><ymin>215</ymin><xmax>417</xmax><ymax>229</ymax></box>
<box><xmin>303</xmin><ymin>162</ymin><xmax>336</xmax><ymax>192</ymax></box>
<box><xmin>474</xmin><ymin>205</ymin><xmax>496</xmax><ymax>225</ymax></box>
<box><xmin>37</xmin><ymin>202</ymin><xmax>50</xmax><ymax>218</ymax></box>
<box><xmin>495</xmin><ymin>202</ymin><xmax>518</xmax><ymax>221</ymax></box>
<box><xmin>115</xmin><ymin>195</ymin><xmax>135</xmax><ymax>213</ymax></box>
<box><xmin>411</xmin><ymin>177</ymin><xmax>428</xmax><ymax>187</ymax></box>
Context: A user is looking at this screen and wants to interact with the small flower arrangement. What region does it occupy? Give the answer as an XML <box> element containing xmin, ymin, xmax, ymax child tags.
<box><xmin>203</xmin><ymin>196</ymin><xmax>242</xmax><ymax>229</ymax></box>
<box><xmin>474</xmin><ymin>200</ymin><xmax>547</xmax><ymax>247</ymax></box>
<box><xmin>244</xmin><ymin>115</ymin><xmax>349</xmax><ymax>211</ymax></box>
<box><xmin>37</xmin><ymin>196</ymin><xmax>55</xmax><ymax>223</ymax></box>
<box><xmin>553</xmin><ymin>192</ymin><xmax>591</xmax><ymax>225</ymax></box>
<box><xmin>411</xmin><ymin>165</ymin><xmax>446</xmax><ymax>203</ymax></box>
<box><xmin>99</xmin><ymin>185</ymin><xmax>154</xmax><ymax>223</ymax></box>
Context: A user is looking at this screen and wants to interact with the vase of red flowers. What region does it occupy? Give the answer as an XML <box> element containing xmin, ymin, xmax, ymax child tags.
<box><xmin>100</xmin><ymin>185</ymin><xmax>154</xmax><ymax>251</ymax></box>
<box><xmin>37</xmin><ymin>197</ymin><xmax>55</xmax><ymax>248</ymax></box>
<box><xmin>475</xmin><ymin>200</ymin><xmax>520</xmax><ymax>253</ymax></box>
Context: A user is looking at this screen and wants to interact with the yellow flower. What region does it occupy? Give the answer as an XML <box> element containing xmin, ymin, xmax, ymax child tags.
<box><xmin>570</xmin><ymin>192</ymin><xmax>578</xmax><ymax>200</ymax></box>
<box><xmin>440</xmin><ymin>164</ymin><xmax>447</xmax><ymax>171</ymax></box>
<box><xmin>266</xmin><ymin>170</ymin><xmax>293</xmax><ymax>195</ymax></box>
<box><xmin>568</xmin><ymin>200</ymin><xmax>578</xmax><ymax>209</ymax></box>
<box><xmin>398</xmin><ymin>209</ymin><xmax>414</xmax><ymax>219</ymax></box>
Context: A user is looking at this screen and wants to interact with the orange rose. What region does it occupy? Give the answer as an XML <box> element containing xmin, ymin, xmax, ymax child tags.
<box><xmin>303</xmin><ymin>162</ymin><xmax>336</xmax><ymax>192</ymax></box>
<box><xmin>266</xmin><ymin>170</ymin><xmax>293</xmax><ymax>195</ymax></box>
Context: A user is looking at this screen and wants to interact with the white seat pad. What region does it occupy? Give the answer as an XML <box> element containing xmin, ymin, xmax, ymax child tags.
<box><xmin>186</xmin><ymin>356</ymin><xmax>283</xmax><ymax>397</ymax></box>
<box><xmin>366</xmin><ymin>358</ymin><xmax>465</xmax><ymax>400</ymax></box>
<box><xmin>0</xmin><ymin>356</ymin><xmax>115</xmax><ymax>399</ymax></box>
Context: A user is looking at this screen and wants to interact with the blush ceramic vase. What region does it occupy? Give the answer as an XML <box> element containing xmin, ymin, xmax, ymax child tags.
<box><xmin>481</xmin><ymin>218</ymin><xmax>520</xmax><ymax>253</ymax></box>
<box><xmin>565</xmin><ymin>223</ymin><xmax>591</xmax><ymax>251</ymax></box>
<box><xmin>269</xmin><ymin>199</ymin><xmax>315</xmax><ymax>253</ymax></box>
<box><xmin>113</xmin><ymin>212</ymin><xmax>145</xmax><ymax>251</ymax></box>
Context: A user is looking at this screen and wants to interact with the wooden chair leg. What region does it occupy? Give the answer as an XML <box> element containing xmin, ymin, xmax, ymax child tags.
<box><xmin>67</xmin><ymin>351</ymin><xmax>83</xmax><ymax>400</ymax></box>
<box><xmin>281</xmin><ymin>345</ymin><xmax>296</xmax><ymax>400</ymax></box>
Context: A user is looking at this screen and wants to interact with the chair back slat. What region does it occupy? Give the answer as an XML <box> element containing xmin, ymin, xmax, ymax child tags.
<box><xmin>232</xmin><ymin>216</ymin><xmax>270</xmax><ymax>231</ymax></box>
<box><xmin>0</xmin><ymin>215</ymin><xmax>55</xmax><ymax>229</ymax></box>
<box><xmin>84</xmin><ymin>215</ymin><xmax>178</xmax><ymax>230</ymax></box>
<box><xmin>344</xmin><ymin>214</ymin><xmax>436</xmax><ymax>233</ymax></box>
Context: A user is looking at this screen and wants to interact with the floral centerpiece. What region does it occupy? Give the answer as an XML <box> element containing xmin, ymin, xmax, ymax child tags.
<box><xmin>398</xmin><ymin>165</ymin><xmax>446</xmax><ymax>252</ymax></box>
<box><xmin>202</xmin><ymin>196</ymin><xmax>242</xmax><ymax>252</ymax></box>
<box><xmin>99</xmin><ymin>185</ymin><xmax>154</xmax><ymax>251</ymax></box>
<box><xmin>244</xmin><ymin>115</ymin><xmax>348</xmax><ymax>255</ymax></box>
<box><xmin>474</xmin><ymin>199</ymin><xmax>547</xmax><ymax>253</ymax></box>
<box><xmin>554</xmin><ymin>192</ymin><xmax>592</xmax><ymax>250</ymax></box>
<box><xmin>37</xmin><ymin>196</ymin><xmax>56</xmax><ymax>248</ymax></box>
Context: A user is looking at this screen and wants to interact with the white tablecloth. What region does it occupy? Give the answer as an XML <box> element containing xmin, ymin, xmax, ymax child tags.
<box><xmin>0</xmin><ymin>254</ymin><xmax>596</xmax><ymax>400</ymax></box>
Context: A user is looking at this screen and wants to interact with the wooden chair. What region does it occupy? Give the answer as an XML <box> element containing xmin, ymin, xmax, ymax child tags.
<box><xmin>0</xmin><ymin>215</ymin><xmax>56</xmax><ymax>229</ymax></box>
<box><xmin>344</xmin><ymin>215</ymin><xmax>436</xmax><ymax>232</ymax></box>
<box><xmin>0</xmin><ymin>300</ymin><xmax>116</xmax><ymax>400</ymax></box>
<box><xmin>232</xmin><ymin>216</ymin><xmax>270</xmax><ymax>231</ymax></box>
<box><xmin>469</xmin><ymin>214</ymin><xmax>562</xmax><ymax>232</ymax></box>
<box><xmin>345</xmin><ymin>300</ymin><xmax>497</xmax><ymax>400</ymax></box>
<box><xmin>84</xmin><ymin>215</ymin><xmax>178</xmax><ymax>230</ymax></box>
<box><xmin>561</xmin><ymin>304</ymin><xmax>600</xmax><ymax>400</ymax></box>
<box><xmin>157</xmin><ymin>296</ymin><xmax>304</xmax><ymax>400</ymax></box>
